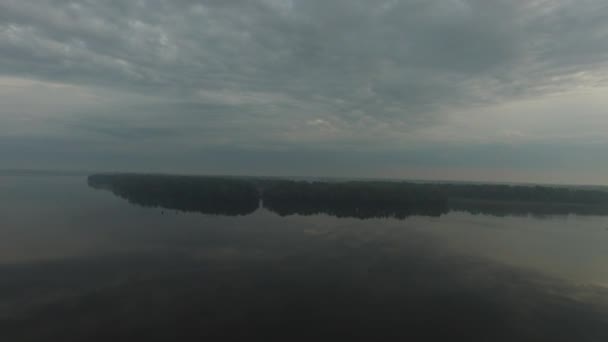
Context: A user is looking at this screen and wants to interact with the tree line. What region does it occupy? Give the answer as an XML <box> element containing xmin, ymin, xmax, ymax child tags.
<box><xmin>88</xmin><ymin>174</ymin><xmax>608</xmax><ymax>218</ymax></box>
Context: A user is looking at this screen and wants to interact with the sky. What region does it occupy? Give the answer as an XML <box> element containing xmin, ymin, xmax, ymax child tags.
<box><xmin>2</xmin><ymin>0</ymin><xmax>608</xmax><ymax>184</ymax></box>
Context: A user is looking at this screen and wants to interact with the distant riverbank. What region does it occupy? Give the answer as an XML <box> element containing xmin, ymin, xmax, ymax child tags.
<box><xmin>88</xmin><ymin>173</ymin><xmax>608</xmax><ymax>218</ymax></box>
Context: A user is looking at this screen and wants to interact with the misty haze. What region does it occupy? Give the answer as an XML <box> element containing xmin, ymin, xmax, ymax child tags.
<box><xmin>2</xmin><ymin>1</ymin><xmax>608</xmax><ymax>341</ymax></box>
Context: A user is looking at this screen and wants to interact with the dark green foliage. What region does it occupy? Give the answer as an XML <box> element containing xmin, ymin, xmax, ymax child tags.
<box><xmin>262</xmin><ymin>180</ymin><xmax>449</xmax><ymax>219</ymax></box>
<box><xmin>88</xmin><ymin>174</ymin><xmax>608</xmax><ymax>218</ymax></box>
<box><xmin>432</xmin><ymin>183</ymin><xmax>608</xmax><ymax>204</ymax></box>
<box><xmin>88</xmin><ymin>174</ymin><xmax>260</xmax><ymax>216</ymax></box>
<box><xmin>449</xmin><ymin>199</ymin><xmax>608</xmax><ymax>217</ymax></box>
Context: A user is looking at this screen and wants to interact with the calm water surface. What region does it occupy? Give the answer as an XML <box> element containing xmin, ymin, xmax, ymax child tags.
<box><xmin>2</xmin><ymin>175</ymin><xmax>608</xmax><ymax>341</ymax></box>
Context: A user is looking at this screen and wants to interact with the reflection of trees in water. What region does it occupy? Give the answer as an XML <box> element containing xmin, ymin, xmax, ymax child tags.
<box><xmin>89</xmin><ymin>175</ymin><xmax>449</xmax><ymax>219</ymax></box>
<box><xmin>88</xmin><ymin>174</ymin><xmax>259</xmax><ymax>216</ymax></box>
<box><xmin>88</xmin><ymin>174</ymin><xmax>608</xmax><ymax>219</ymax></box>
<box><xmin>261</xmin><ymin>180</ymin><xmax>608</xmax><ymax>218</ymax></box>
<box><xmin>262</xmin><ymin>180</ymin><xmax>448</xmax><ymax>219</ymax></box>
<box><xmin>450</xmin><ymin>199</ymin><xmax>608</xmax><ymax>217</ymax></box>
<box><xmin>264</xmin><ymin>200</ymin><xmax>448</xmax><ymax>219</ymax></box>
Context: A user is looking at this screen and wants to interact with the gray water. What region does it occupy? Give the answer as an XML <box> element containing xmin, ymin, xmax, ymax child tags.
<box><xmin>2</xmin><ymin>174</ymin><xmax>608</xmax><ymax>341</ymax></box>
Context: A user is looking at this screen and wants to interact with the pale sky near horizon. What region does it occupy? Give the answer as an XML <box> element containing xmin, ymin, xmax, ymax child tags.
<box><xmin>2</xmin><ymin>0</ymin><xmax>608</xmax><ymax>184</ymax></box>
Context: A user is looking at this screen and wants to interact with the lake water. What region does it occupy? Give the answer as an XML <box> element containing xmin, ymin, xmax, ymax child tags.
<box><xmin>2</xmin><ymin>174</ymin><xmax>608</xmax><ymax>341</ymax></box>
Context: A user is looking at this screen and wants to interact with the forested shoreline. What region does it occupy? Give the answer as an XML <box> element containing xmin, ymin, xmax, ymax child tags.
<box><xmin>88</xmin><ymin>173</ymin><xmax>608</xmax><ymax>218</ymax></box>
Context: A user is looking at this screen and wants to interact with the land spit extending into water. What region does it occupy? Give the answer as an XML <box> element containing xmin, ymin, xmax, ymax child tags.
<box><xmin>88</xmin><ymin>173</ymin><xmax>608</xmax><ymax>218</ymax></box>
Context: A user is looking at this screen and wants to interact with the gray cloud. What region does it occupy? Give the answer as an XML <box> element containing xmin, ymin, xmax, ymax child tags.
<box><xmin>2</xmin><ymin>1</ymin><xmax>608</xmax><ymax>109</ymax></box>
<box><xmin>2</xmin><ymin>0</ymin><xmax>608</xmax><ymax>180</ymax></box>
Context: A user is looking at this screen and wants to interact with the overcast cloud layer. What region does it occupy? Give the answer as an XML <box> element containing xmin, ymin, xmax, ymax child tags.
<box><xmin>2</xmin><ymin>0</ymin><xmax>608</xmax><ymax>183</ymax></box>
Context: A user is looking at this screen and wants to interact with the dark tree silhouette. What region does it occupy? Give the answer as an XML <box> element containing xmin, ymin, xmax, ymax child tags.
<box><xmin>88</xmin><ymin>174</ymin><xmax>608</xmax><ymax>218</ymax></box>
<box><xmin>88</xmin><ymin>174</ymin><xmax>260</xmax><ymax>216</ymax></box>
